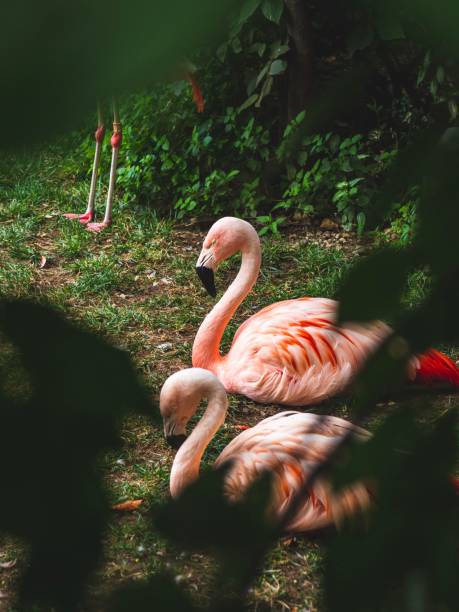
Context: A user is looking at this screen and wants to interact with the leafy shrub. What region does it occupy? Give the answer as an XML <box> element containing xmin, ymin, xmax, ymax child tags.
<box><xmin>276</xmin><ymin>113</ymin><xmax>398</xmax><ymax>233</ymax></box>
<box><xmin>67</xmin><ymin>0</ymin><xmax>452</xmax><ymax>237</ymax></box>
<box><xmin>74</xmin><ymin>88</ymin><xmax>275</xmax><ymax>221</ymax></box>
<box><xmin>387</xmin><ymin>200</ymin><xmax>418</xmax><ymax>244</ymax></box>
<box><xmin>73</xmin><ymin>87</ymin><xmax>404</xmax><ymax>236</ymax></box>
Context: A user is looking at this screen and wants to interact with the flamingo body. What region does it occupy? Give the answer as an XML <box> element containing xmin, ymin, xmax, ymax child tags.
<box><xmin>160</xmin><ymin>368</ymin><xmax>371</xmax><ymax>533</ymax></box>
<box><xmin>213</xmin><ymin>297</ymin><xmax>390</xmax><ymax>405</ymax></box>
<box><xmin>217</xmin><ymin>410</ymin><xmax>371</xmax><ymax>532</ymax></box>
<box><xmin>193</xmin><ymin>217</ymin><xmax>459</xmax><ymax>406</ymax></box>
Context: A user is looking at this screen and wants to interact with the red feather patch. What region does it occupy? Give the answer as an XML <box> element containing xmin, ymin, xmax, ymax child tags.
<box><xmin>450</xmin><ymin>475</ymin><xmax>459</xmax><ymax>495</ymax></box>
<box><xmin>414</xmin><ymin>349</ymin><xmax>459</xmax><ymax>387</ymax></box>
<box><xmin>186</xmin><ymin>74</ymin><xmax>205</xmax><ymax>113</ymax></box>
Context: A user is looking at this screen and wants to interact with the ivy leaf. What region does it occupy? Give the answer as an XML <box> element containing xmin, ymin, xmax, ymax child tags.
<box><xmin>261</xmin><ymin>0</ymin><xmax>283</xmax><ymax>24</ymax></box>
<box><xmin>269</xmin><ymin>59</ymin><xmax>287</xmax><ymax>76</ymax></box>
<box><xmin>255</xmin><ymin>62</ymin><xmax>270</xmax><ymax>87</ymax></box>
<box><xmin>250</xmin><ymin>41</ymin><xmax>267</xmax><ymax>57</ymax></box>
<box><xmin>256</xmin><ymin>76</ymin><xmax>273</xmax><ymax>106</ymax></box>
<box><xmin>246</xmin><ymin>71</ymin><xmax>258</xmax><ymax>96</ymax></box>
<box><xmin>337</xmin><ymin>249</ymin><xmax>413</xmax><ymax>323</ymax></box>
<box><xmin>238</xmin><ymin>94</ymin><xmax>258</xmax><ymax>112</ymax></box>
<box><xmin>271</xmin><ymin>41</ymin><xmax>289</xmax><ymax>58</ymax></box>
<box><xmin>238</xmin><ymin>0</ymin><xmax>262</xmax><ymax>25</ymax></box>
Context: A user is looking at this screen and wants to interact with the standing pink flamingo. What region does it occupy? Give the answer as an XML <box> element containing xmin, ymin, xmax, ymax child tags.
<box><xmin>64</xmin><ymin>70</ymin><xmax>204</xmax><ymax>233</ymax></box>
<box><xmin>193</xmin><ymin>217</ymin><xmax>459</xmax><ymax>405</ymax></box>
<box><xmin>160</xmin><ymin>368</ymin><xmax>372</xmax><ymax>532</ymax></box>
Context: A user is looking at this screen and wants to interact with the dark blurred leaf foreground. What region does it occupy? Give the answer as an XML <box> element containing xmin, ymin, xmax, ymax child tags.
<box><xmin>0</xmin><ymin>0</ymin><xmax>233</xmax><ymax>148</ymax></box>
<box><xmin>1</xmin><ymin>0</ymin><xmax>459</xmax><ymax>611</ymax></box>
<box><xmin>0</xmin><ymin>300</ymin><xmax>457</xmax><ymax>611</ymax></box>
<box><xmin>0</xmin><ymin>301</ymin><xmax>153</xmax><ymax>610</ymax></box>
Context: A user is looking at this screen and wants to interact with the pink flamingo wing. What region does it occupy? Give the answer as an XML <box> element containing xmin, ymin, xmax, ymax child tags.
<box><xmin>216</xmin><ymin>412</ymin><xmax>371</xmax><ymax>531</ymax></box>
<box><xmin>221</xmin><ymin>297</ymin><xmax>390</xmax><ymax>405</ymax></box>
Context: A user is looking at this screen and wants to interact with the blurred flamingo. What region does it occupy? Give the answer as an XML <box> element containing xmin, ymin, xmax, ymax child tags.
<box><xmin>193</xmin><ymin>217</ymin><xmax>459</xmax><ymax>406</ymax></box>
<box><xmin>160</xmin><ymin>368</ymin><xmax>372</xmax><ymax>532</ymax></box>
<box><xmin>64</xmin><ymin>64</ymin><xmax>204</xmax><ymax>233</ymax></box>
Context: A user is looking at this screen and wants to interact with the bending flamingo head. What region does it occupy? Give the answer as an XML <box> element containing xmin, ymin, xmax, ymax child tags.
<box><xmin>195</xmin><ymin>217</ymin><xmax>260</xmax><ymax>297</ymax></box>
<box><xmin>160</xmin><ymin>368</ymin><xmax>227</xmax><ymax>447</ymax></box>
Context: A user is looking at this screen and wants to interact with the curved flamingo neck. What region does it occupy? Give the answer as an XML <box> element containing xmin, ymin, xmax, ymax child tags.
<box><xmin>192</xmin><ymin>235</ymin><xmax>261</xmax><ymax>371</ymax></box>
<box><xmin>170</xmin><ymin>388</ymin><xmax>227</xmax><ymax>498</ymax></box>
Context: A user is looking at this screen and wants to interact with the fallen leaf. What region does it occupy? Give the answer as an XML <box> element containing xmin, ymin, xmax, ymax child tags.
<box><xmin>320</xmin><ymin>218</ymin><xmax>339</xmax><ymax>231</ymax></box>
<box><xmin>112</xmin><ymin>499</ymin><xmax>143</xmax><ymax>512</ymax></box>
<box><xmin>39</xmin><ymin>256</ymin><xmax>47</xmax><ymax>269</ymax></box>
<box><xmin>0</xmin><ymin>560</ymin><xmax>16</xmax><ymax>569</ymax></box>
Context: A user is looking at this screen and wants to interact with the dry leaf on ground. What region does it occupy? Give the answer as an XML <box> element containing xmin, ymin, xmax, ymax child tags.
<box><xmin>112</xmin><ymin>499</ymin><xmax>143</xmax><ymax>512</ymax></box>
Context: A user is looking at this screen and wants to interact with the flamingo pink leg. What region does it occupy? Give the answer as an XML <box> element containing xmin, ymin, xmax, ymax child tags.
<box><xmin>87</xmin><ymin>100</ymin><xmax>121</xmax><ymax>233</ymax></box>
<box><xmin>64</xmin><ymin>103</ymin><xmax>105</xmax><ymax>224</ymax></box>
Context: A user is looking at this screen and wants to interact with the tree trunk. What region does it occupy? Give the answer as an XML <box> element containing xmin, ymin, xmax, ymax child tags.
<box><xmin>284</xmin><ymin>0</ymin><xmax>313</xmax><ymax>123</ymax></box>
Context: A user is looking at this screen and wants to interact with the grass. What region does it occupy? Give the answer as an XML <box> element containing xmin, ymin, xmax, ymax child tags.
<box><xmin>0</xmin><ymin>149</ymin><xmax>457</xmax><ymax>611</ymax></box>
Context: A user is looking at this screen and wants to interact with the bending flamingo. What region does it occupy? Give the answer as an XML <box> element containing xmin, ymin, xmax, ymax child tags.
<box><xmin>193</xmin><ymin>217</ymin><xmax>459</xmax><ymax>405</ymax></box>
<box><xmin>64</xmin><ymin>68</ymin><xmax>204</xmax><ymax>233</ymax></box>
<box><xmin>160</xmin><ymin>368</ymin><xmax>372</xmax><ymax>532</ymax></box>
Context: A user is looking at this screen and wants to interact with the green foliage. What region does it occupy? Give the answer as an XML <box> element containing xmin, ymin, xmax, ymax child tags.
<box><xmin>256</xmin><ymin>213</ymin><xmax>285</xmax><ymax>235</ymax></box>
<box><xmin>76</xmin><ymin>91</ymin><xmax>274</xmax><ymax>220</ymax></box>
<box><xmin>277</xmin><ymin>118</ymin><xmax>397</xmax><ymax>232</ymax></box>
<box><xmin>0</xmin><ymin>300</ymin><xmax>153</xmax><ymax>610</ymax></box>
<box><xmin>339</xmin><ymin>248</ymin><xmax>413</xmax><ymax>322</ymax></box>
<box><xmin>73</xmin><ymin>86</ymin><xmax>407</xmax><ymax>234</ymax></box>
<box><xmin>387</xmin><ymin>200</ymin><xmax>418</xmax><ymax>243</ymax></box>
<box><xmin>1</xmin><ymin>0</ymin><xmax>235</xmax><ymax>149</ymax></box>
<box><xmin>328</xmin><ymin>408</ymin><xmax>458</xmax><ymax>612</ymax></box>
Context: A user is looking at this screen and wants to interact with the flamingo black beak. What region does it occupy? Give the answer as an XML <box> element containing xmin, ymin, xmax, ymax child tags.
<box><xmin>166</xmin><ymin>434</ymin><xmax>187</xmax><ymax>449</ymax></box>
<box><xmin>196</xmin><ymin>265</ymin><xmax>216</xmax><ymax>297</ymax></box>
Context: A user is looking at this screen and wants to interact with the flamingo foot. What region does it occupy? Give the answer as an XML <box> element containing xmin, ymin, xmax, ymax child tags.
<box><xmin>86</xmin><ymin>220</ymin><xmax>111</xmax><ymax>233</ymax></box>
<box><xmin>63</xmin><ymin>211</ymin><xmax>94</xmax><ymax>224</ymax></box>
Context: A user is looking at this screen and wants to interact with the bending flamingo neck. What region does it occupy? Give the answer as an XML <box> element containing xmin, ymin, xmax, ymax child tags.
<box><xmin>192</xmin><ymin>239</ymin><xmax>261</xmax><ymax>371</ymax></box>
<box><xmin>170</xmin><ymin>387</ymin><xmax>228</xmax><ymax>498</ymax></box>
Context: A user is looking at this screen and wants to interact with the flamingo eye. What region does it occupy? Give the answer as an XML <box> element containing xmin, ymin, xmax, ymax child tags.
<box><xmin>211</xmin><ymin>239</ymin><xmax>216</xmax><ymax>247</ymax></box>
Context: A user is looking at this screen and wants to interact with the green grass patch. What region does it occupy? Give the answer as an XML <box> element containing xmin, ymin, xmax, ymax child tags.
<box><xmin>68</xmin><ymin>254</ymin><xmax>126</xmax><ymax>295</ymax></box>
<box><xmin>0</xmin><ymin>261</ymin><xmax>34</xmax><ymax>297</ymax></box>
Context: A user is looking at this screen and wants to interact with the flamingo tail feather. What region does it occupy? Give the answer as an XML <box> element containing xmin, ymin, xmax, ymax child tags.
<box><xmin>414</xmin><ymin>349</ymin><xmax>459</xmax><ymax>387</ymax></box>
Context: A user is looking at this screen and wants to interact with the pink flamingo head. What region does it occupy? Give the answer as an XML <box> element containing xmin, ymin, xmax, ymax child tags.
<box><xmin>160</xmin><ymin>367</ymin><xmax>227</xmax><ymax>448</ymax></box>
<box><xmin>195</xmin><ymin>217</ymin><xmax>260</xmax><ymax>296</ymax></box>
